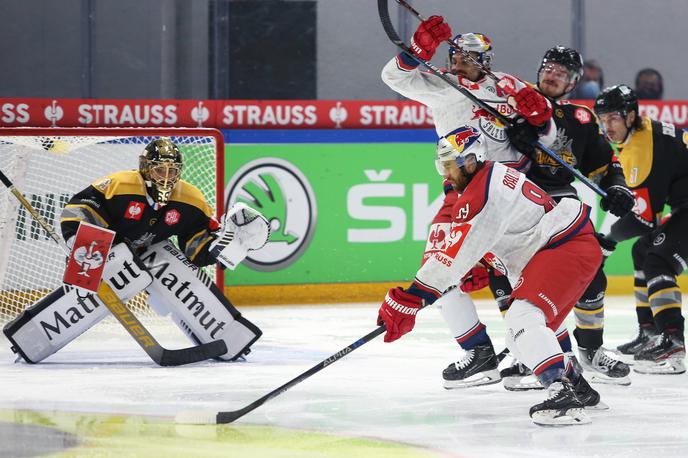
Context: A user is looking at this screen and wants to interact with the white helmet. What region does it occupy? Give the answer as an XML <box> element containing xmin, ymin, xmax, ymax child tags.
<box><xmin>435</xmin><ymin>126</ymin><xmax>486</xmax><ymax>174</ymax></box>
<box><xmin>448</xmin><ymin>33</ymin><xmax>494</xmax><ymax>69</ymax></box>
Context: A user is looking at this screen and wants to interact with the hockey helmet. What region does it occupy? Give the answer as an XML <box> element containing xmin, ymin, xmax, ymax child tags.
<box><xmin>593</xmin><ymin>84</ymin><xmax>639</xmax><ymax>117</ymax></box>
<box><xmin>435</xmin><ymin>126</ymin><xmax>486</xmax><ymax>174</ymax></box>
<box><xmin>139</xmin><ymin>138</ymin><xmax>183</xmax><ymax>205</ymax></box>
<box><xmin>537</xmin><ymin>46</ymin><xmax>584</xmax><ymax>90</ymax></box>
<box><xmin>448</xmin><ymin>33</ymin><xmax>494</xmax><ymax>69</ymax></box>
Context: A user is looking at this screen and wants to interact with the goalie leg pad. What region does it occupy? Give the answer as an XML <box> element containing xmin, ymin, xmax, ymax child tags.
<box><xmin>140</xmin><ymin>241</ymin><xmax>262</xmax><ymax>360</ymax></box>
<box><xmin>3</xmin><ymin>286</ymin><xmax>110</xmax><ymax>363</ymax></box>
<box><xmin>102</xmin><ymin>243</ymin><xmax>153</xmax><ymax>302</ymax></box>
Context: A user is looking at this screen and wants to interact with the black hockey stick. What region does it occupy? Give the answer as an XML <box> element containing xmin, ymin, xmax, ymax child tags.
<box><xmin>0</xmin><ymin>168</ymin><xmax>227</xmax><ymax>366</ymax></box>
<box><xmin>378</xmin><ymin>0</ymin><xmax>607</xmax><ymax>199</ymax></box>
<box><xmin>175</xmin><ymin>306</ymin><xmax>428</xmax><ymax>424</ymax></box>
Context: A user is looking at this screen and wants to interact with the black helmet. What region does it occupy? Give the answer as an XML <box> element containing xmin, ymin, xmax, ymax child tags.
<box><xmin>594</xmin><ymin>84</ymin><xmax>639</xmax><ymax>117</ymax></box>
<box><xmin>538</xmin><ymin>46</ymin><xmax>584</xmax><ymax>91</ymax></box>
<box><xmin>139</xmin><ymin>138</ymin><xmax>183</xmax><ymax>205</ymax></box>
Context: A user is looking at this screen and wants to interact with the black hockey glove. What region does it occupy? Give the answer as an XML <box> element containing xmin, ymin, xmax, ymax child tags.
<box><xmin>600</xmin><ymin>185</ymin><xmax>635</xmax><ymax>217</ymax></box>
<box><xmin>506</xmin><ymin>117</ymin><xmax>538</xmax><ymax>159</ymax></box>
<box><xmin>595</xmin><ymin>232</ymin><xmax>617</xmax><ymax>260</ymax></box>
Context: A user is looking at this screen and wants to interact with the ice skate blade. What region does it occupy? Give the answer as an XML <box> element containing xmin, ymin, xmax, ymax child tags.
<box><xmin>588</xmin><ymin>374</ymin><xmax>631</xmax><ymax>386</ymax></box>
<box><xmin>502</xmin><ymin>376</ymin><xmax>544</xmax><ymax>391</ymax></box>
<box><xmin>531</xmin><ymin>408</ymin><xmax>591</xmax><ymax>426</ymax></box>
<box><xmin>443</xmin><ymin>369</ymin><xmax>501</xmax><ymax>389</ymax></box>
<box><xmin>633</xmin><ymin>358</ymin><xmax>686</xmax><ymax>375</ymax></box>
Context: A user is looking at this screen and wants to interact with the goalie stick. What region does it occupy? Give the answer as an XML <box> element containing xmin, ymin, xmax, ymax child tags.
<box><xmin>378</xmin><ymin>0</ymin><xmax>607</xmax><ymax>199</ymax></box>
<box><xmin>0</xmin><ymin>168</ymin><xmax>227</xmax><ymax>366</ymax></box>
<box><xmin>175</xmin><ymin>302</ymin><xmax>428</xmax><ymax>424</ymax></box>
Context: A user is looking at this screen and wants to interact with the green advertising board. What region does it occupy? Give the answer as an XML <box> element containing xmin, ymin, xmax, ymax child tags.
<box><xmin>223</xmin><ymin>131</ymin><xmax>645</xmax><ymax>287</ymax></box>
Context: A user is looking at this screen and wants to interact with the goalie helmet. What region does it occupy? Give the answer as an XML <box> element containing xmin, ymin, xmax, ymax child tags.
<box><xmin>537</xmin><ymin>46</ymin><xmax>584</xmax><ymax>90</ymax></box>
<box><xmin>435</xmin><ymin>126</ymin><xmax>486</xmax><ymax>174</ymax></box>
<box><xmin>448</xmin><ymin>33</ymin><xmax>494</xmax><ymax>69</ymax></box>
<box><xmin>139</xmin><ymin>138</ymin><xmax>183</xmax><ymax>206</ymax></box>
<box><xmin>594</xmin><ymin>84</ymin><xmax>639</xmax><ymax>117</ymax></box>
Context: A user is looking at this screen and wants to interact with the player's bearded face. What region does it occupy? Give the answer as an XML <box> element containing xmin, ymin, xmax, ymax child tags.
<box><xmin>538</xmin><ymin>63</ymin><xmax>573</xmax><ymax>98</ymax></box>
<box><xmin>598</xmin><ymin>111</ymin><xmax>631</xmax><ymax>143</ymax></box>
<box><xmin>441</xmin><ymin>158</ymin><xmax>472</xmax><ymax>191</ymax></box>
<box><xmin>450</xmin><ymin>52</ymin><xmax>482</xmax><ymax>81</ymax></box>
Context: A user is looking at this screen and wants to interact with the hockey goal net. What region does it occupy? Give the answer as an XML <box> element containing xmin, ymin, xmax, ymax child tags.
<box><xmin>0</xmin><ymin>127</ymin><xmax>224</xmax><ymax>324</ymax></box>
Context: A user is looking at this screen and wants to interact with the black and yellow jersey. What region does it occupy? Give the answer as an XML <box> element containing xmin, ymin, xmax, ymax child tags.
<box><xmin>526</xmin><ymin>101</ymin><xmax>626</xmax><ymax>199</ymax></box>
<box><xmin>60</xmin><ymin>170</ymin><xmax>219</xmax><ymax>267</ymax></box>
<box><xmin>609</xmin><ymin>117</ymin><xmax>688</xmax><ymax>242</ymax></box>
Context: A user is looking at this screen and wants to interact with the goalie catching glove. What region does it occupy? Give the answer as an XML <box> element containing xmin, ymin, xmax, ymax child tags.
<box><xmin>209</xmin><ymin>203</ymin><xmax>270</xmax><ymax>270</ymax></box>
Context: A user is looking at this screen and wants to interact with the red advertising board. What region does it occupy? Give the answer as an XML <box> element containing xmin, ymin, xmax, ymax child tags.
<box><xmin>1</xmin><ymin>98</ymin><xmax>687</xmax><ymax>129</ymax></box>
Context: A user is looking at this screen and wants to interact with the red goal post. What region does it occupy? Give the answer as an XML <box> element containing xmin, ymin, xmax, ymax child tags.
<box><xmin>0</xmin><ymin>127</ymin><xmax>225</xmax><ymax>323</ymax></box>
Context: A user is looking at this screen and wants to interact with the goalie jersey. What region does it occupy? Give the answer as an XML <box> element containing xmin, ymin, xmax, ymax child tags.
<box><xmin>416</xmin><ymin>161</ymin><xmax>592</xmax><ymax>295</ymax></box>
<box><xmin>60</xmin><ymin>170</ymin><xmax>219</xmax><ymax>266</ymax></box>
<box><xmin>381</xmin><ymin>54</ymin><xmax>556</xmax><ymax>170</ymax></box>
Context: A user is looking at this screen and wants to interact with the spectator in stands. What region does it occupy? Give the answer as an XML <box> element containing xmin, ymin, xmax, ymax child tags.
<box><xmin>569</xmin><ymin>60</ymin><xmax>604</xmax><ymax>100</ymax></box>
<box><xmin>635</xmin><ymin>68</ymin><xmax>664</xmax><ymax>100</ymax></box>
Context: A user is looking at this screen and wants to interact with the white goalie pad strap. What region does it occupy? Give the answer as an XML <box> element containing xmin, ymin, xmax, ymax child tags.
<box><xmin>3</xmin><ymin>286</ymin><xmax>110</xmax><ymax>363</ymax></box>
<box><xmin>209</xmin><ymin>203</ymin><xmax>270</xmax><ymax>270</ymax></box>
<box><xmin>102</xmin><ymin>243</ymin><xmax>153</xmax><ymax>302</ymax></box>
<box><xmin>139</xmin><ymin>240</ymin><xmax>262</xmax><ymax>360</ymax></box>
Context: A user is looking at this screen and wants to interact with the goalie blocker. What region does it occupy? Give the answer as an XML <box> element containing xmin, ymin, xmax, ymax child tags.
<box><xmin>4</xmin><ymin>239</ymin><xmax>262</xmax><ymax>363</ymax></box>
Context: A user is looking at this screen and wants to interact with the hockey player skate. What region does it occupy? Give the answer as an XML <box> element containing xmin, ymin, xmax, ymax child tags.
<box><xmin>615</xmin><ymin>325</ymin><xmax>659</xmax><ymax>364</ymax></box>
<box><xmin>500</xmin><ymin>359</ymin><xmax>543</xmax><ymax>391</ymax></box>
<box><xmin>633</xmin><ymin>332</ymin><xmax>686</xmax><ymax>375</ymax></box>
<box><xmin>572</xmin><ymin>374</ymin><xmax>609</xmax><ymax>411</ymax></box>
<box><xmin>578</xmin><ymin>347</ymin><xmax>631</xmax><ymax>385</ymax></box>
<box><xmin>529</xmin><ymin>379</ymin><xmax>590</xmax><ymax>426</ymax></box>
<box><xmin>443</xmin><ymin>342</ymin><xmax>501</xmax><ymax>389</ymax></box>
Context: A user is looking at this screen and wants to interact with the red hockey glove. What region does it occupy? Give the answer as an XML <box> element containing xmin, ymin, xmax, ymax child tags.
<box><xmin>410</xmin><ymin>15</ymin><xmax>452</xmax><ymax>61</ymax></box>
<box><xmin>460</xmin><ymin>264</ymin><xmax>490</xmax><ymax>293</ymax></box>
<box><xmin>377</xmin><ymin>287</ymin><xmax>423</xmax><ymax>343</ymax></box>
<box><xmin>509</xmin><ymin>86</ymin><xmax>552</xmax><ymax>126</ymax></box>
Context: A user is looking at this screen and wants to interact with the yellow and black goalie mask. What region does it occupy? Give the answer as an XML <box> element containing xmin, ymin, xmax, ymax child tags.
<box><xmin>139</xmin><ymin>138</ymin><xmax>183</xmax><ymax>205</ymax></box>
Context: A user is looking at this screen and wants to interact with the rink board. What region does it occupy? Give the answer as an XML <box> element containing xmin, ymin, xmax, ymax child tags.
<box><xmin>221</xmin><ymin>129</ymin><xmax>682</xmax><ymax>303</ymax></box>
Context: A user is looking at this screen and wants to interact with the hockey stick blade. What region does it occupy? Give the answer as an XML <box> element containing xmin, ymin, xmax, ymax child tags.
<box><xmin>175</xmin><ymin>324</ymin><xmax>390</xmax><ymax>424</ymax></box>
<box><xmin>378</xmin><ymin>0</ymin><xmax>607</xmax><ymax>199</ymax></box>
<box><xmin>0</xmin><ymin>167</ymin><xmax>227</xmax><ymax>367</ymax></box>
<box><xmin>158</xmin><ymin>339</ymin><xmax>227</xmax><ymax>366</ymax></box>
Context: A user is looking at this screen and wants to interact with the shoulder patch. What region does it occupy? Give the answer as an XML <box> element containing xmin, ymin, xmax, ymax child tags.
<box><xmin>683</xmin><ymin>130</ymin><xmax>688</xmax><ymax>147</ymax></box>
<box><xmin>93</xmin><ymin>171</ymin><xmax>146</xmax><ymax>198</ymax></box>
<box><xmin>661</xmin><ymin>122</ymin><xmax>676</xmax><ymax>137</ymax></box>
<box><xmin>575</xmin><ymin>107</ymin><xmax>592</xmax><ymax>124</ymax></box>
<box><xmin>93</xmin><ymin>177</ymin><xmax>112</xmax><ymax>191</ymax></box>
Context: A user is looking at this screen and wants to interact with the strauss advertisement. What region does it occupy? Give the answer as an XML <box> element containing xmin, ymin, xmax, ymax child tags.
<box><xmin>4</xmin><ymin>98</ymin><xmax>687</xmax><ymax>128</ymax></box>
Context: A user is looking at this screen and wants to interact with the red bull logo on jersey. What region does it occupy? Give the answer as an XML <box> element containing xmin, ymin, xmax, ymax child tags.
<box><xmin>447</xmin><ymin>126</ymin><xmax>481</xmax><ymax>154</ymax></box>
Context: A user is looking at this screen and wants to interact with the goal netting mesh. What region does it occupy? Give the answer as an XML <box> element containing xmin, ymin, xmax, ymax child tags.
<box><xmin>0</xmin><ymin>127</ymin><xmax>223</xmax><ymax>325</ymax></box>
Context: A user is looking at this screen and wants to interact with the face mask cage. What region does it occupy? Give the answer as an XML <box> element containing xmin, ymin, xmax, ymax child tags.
<box><xmin>141</xmin><ymin>158</ymin><xmax>183</xmax><ymax>205</ymax></box>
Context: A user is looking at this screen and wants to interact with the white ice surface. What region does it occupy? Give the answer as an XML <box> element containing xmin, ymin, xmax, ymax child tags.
<box><xmin>2</xmin><ymin>296</ymin><xmax>687</xmax><ymax>458</ymax></box>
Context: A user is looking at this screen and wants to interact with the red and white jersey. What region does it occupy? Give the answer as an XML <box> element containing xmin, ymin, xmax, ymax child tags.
<box><xmin>381</xmin><ymin>55</ymin><xmax>556</xmax><ymax>171</ymax></box>
<box><xmin>415</xmin><ymin>161</ymin><xmax>592</xmax><ymax>295</ymax></box>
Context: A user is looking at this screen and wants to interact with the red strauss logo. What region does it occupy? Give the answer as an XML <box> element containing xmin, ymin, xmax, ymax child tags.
<box><xmin>164</xmin><ymin>209</ymin><xmax>180</xmax><ymax>225</ymax></box>
<box><xmin>125</xmin><ymin>202</ymin><xmax>145</xmax><ymax>220</ymax></box>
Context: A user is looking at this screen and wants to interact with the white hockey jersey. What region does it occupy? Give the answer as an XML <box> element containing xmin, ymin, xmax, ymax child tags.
<box><xmin>415</xmin><ymin>161</ymin><xmax>592</xmax><ymax>295</ymax></box>
<box><xmin>381</xmin><ymin>54</ymin><xmax>556</xmax><ymax>170</ymax></box>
